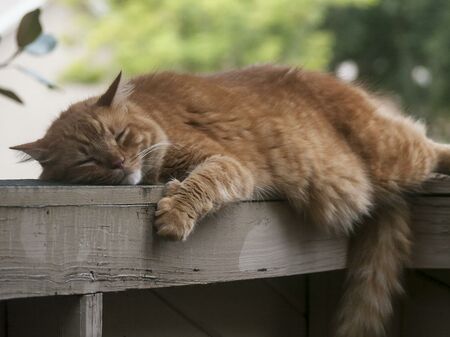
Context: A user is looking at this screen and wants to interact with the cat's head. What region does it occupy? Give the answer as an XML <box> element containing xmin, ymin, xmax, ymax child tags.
<box><xmin>11</xmin><ymin>72</ymin><xmax>168</xmax><ymax>185</ymax></box>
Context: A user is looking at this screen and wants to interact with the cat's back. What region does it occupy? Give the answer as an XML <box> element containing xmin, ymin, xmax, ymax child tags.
<box><xmin>209</xmin><ymin>66</ymin><xmax>436</xmax><ymax>187</ymax></box>
<box><xmin>129</xmin><ymin>65</ymin><xmax>395</xmax><ymax>152</ymax></box>
<box><xmin>132</xmin><ymin>65</ymin><xmax>318</xmax><ymax>106</ymax></box>
<box><xmin>129</xmin><ymin>66</ymin><xmax>435</xmax><ymax>187</ymax></box>
<box><xmin>206</xmin><ymin>65</ymin><xmax>379</xmax><ymax>125</ymax></box>
<box><xmin>130</xmin><ymin>65</ymin><xmax>425</xmax><ymax>145</ymax></box>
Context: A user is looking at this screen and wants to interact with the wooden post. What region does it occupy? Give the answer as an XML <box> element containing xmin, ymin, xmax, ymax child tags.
<box><xmin>4</xmin><ymin>294</ymin><xmax>103</xmax><ymax>337</ymax></box>
<box><xmin>80</xmin><ymin>294</ymin><xmax>103</xmax><ymax>337</ymax></box>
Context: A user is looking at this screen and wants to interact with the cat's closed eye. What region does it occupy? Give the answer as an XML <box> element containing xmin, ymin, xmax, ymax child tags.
<box><xmin>115</xmin><ymin>128</ymin><xmax>128</xmax><ymax>144</ymax></box>
<box><xmin>75</xmin><ymin>158</ymin><xmax>98</xmax><ymax>167</ymax></box>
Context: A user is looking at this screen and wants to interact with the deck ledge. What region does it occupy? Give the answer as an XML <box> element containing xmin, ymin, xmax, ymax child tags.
<box><xmin>0</xmin><ymin>175</ymin><xmax>449</xmax><ymax>300</ymax></box>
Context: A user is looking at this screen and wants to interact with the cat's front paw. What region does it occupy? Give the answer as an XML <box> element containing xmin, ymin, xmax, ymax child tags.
<box><xmin>154</xmin><ymin>196</ymin><xmax>195</xmax><ymax>241</ymax></box>
<box><xmin>164</xmin><ymin>179</ymin><xmax>182</xmax><ymax>196</ymax></box>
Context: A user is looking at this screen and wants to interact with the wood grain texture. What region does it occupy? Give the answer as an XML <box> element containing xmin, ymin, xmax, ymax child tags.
<box><xmin>419</xmin><ymin>174</ymin><xmax>450</xmax><ymax>194</ymax></box>
<box><xmin>80</xmin><ymin>294</ymin><xmax>103</xmax><ymax>337</ymax></box>
<box><xmin>0</xmin><ymin>176</ymin><xmax>449</xmax><ymax>300</ymax></box>
<box><xmin>0</xmin><ymin>184</ymin><xmax>164</xmax><ymax>206</ymax></box>
<box><xmin>0</xmin><ymin>202</ymin><xmax>346</xmax><ymax>300</ymax></box>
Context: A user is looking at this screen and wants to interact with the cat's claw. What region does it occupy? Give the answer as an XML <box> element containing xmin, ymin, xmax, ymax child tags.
<box><xmin>154</xmin><ymin>196</ymin><xmax>194</xmax><ymax>241</ymax></box>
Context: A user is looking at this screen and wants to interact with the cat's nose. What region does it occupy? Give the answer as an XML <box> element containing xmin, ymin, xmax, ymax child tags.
<box><xmin>111</xmin><ymin>158</ymin><xmax>125</xmax><ymax>169</ymax></box>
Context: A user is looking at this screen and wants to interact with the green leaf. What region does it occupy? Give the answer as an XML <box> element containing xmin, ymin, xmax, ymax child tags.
<box><xmin>0</xmin><ymin>87</ymin><xmax>24</xmax><ymax>104</ymax></box>
<box><xmin>14</xmin><ymin>65</ymin><xmax>59</xmax><ymax>90</ymax></box>
<box><xmin>25</xmin><ymin>34</ymin><xmax>57</xmax><ymax>55</ymax></box>
<box><xmin>16</xmin><ymin>9</ymin><xmax>42</xmax><ymax>48</ymax></box>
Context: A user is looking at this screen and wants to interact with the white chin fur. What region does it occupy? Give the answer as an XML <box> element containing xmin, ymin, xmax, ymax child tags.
<box><xmin>121</xmin><ymin>170</ymin><xmax>142</xmax><ymax>185</ymax></box>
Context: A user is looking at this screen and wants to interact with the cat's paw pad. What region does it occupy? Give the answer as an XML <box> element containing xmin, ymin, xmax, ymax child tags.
<box><xmin>164</xmin><ymin>179</ymin><xmax>182</xmax><ymax>196</ymax></box>
<box><xmin>154</xmin><ymin>196</ymin><xmax>194</xmax><ymax>241</ymax></box>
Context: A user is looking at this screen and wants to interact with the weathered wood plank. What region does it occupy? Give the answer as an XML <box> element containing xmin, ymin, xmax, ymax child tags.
<box><xmin>2</xmin><ymin>174</ymin><xmax>449</xmax><ymax>206</ymax></box>
<box><xmin>0</xmin><ymin>202</ymin><xmax>347</xmax><ymax>300</ymax></box>
<box><xmin>420</xmin><ymin>174</ymin><xmax>450</xmax><ymax>195</ymax></box>
<box><xmin>409</xmin><ymin>197</ymin><xmax>450</xmax><ymax>268</ymax></box>
<box><xmin>0</xmin><ymin>176</ymin><xmax>449</xmax><ymax>300</ymax></box>
<box><xmin>0</xmin><ymin>184</ymin><xmax>164</xmax><ymax>206</ymax></box>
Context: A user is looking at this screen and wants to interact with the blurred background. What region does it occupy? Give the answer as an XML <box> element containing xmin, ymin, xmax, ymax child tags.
<box><xmin>1</xmin><ymin>0</ymin><xmax>449</xmax><ymax>179</ymax></box>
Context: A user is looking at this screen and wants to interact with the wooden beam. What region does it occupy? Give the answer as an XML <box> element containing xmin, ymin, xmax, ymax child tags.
<box><xmin>0</xmin><ymin>181</ymin><xmax>163</xmax><ymax>207</ymax></box>
<box><xmin>0</xmin><ymin>176</ymin><xmax>449</xmax><ymax>300</ymax></box>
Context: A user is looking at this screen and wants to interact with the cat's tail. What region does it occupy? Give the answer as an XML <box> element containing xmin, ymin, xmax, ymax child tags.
<box><xmin>335</xmin><ymin>194</ymin><xmax>412</xmax><ymax>337</ymax></box>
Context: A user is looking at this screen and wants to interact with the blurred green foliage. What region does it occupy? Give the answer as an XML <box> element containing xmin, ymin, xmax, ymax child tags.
<box><xmin>63</xmin><ymin>0</ymin><xmax>449</xmax><ymax>137</ymax></box>
<box><xmin>325</xmin><ymin>0</ymin><xmax>450</xmax><ymax>119</ymax></box>
<box><xmin>63</xmin><ymin>0</ymin><xmax>374</xmax><ymax>82</ymax></box>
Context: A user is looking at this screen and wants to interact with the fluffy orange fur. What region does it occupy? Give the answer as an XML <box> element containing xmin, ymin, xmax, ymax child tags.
<box><xmin>11</xmin><ymin>65</ymin><xmax>450</xmax><ymax>337</ymax></box>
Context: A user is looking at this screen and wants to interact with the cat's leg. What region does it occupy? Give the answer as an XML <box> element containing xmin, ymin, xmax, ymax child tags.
<box><xmin>154</xmin><ymin>155</ymin><xmax>254</xmax><ymax>240</ymax></box>
<box><xmin>280</xmin><ymin>154</ymin><xmax>373</xmax><ymax>234</ymax></box>
<box><xmin>310</xmin><ymin>170</ymin><xmax>373</xmax><ymax>233</ymax></box>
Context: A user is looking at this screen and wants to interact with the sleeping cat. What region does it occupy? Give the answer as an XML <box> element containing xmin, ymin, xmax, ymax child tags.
<box><xmin>11</xmin><ymin>65</ymin><xmax>450</xmax><ymax>337</ymax></box>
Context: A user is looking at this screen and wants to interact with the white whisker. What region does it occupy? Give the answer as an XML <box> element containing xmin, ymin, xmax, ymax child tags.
<box><xmin>132</xmin><ymin>141</ymin><xmax>172</xmax><ymax>161</ymax></box>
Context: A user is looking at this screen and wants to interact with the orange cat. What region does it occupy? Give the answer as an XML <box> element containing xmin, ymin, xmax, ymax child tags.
<box><xmin>11</xmin><ymin>65</ymin><xmax>450</xmax><ymax>337</ymax></box>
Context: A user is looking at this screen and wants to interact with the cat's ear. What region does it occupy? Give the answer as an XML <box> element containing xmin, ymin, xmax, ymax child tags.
<box><xmin>10</xmin><ymin>140</ymin><xmax>49</xmax><ymax>163</ymax></box>
<box><xmin>97</xmin><ymin>71</ymin><xmax>133</xmax><ymax>108</ymax></box>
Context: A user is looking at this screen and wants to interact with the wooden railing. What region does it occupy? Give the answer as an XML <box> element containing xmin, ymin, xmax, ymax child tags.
<box><xmin>0</xmin><ymin>176</ymin><xmax>449</xmax><ymax>336</ymax></box>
